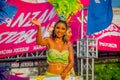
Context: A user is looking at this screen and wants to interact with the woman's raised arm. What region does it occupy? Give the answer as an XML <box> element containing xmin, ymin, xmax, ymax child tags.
<box><xmin>29</xmin><ymin>18</ymin><xmax>49</xmax><ymax>46</ymax></box>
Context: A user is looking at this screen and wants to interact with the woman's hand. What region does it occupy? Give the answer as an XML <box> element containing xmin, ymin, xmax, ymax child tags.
<box><xmin>29</xmin><ymin>18</ymin><xmax>41</xmax><ymax>26</ymax></box>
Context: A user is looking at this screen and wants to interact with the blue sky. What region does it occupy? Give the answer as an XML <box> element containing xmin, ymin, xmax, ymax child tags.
<box><xmin>112</xmin><ymin>0</ymin><xmax>120</xmax><ymax>8</ymax></box>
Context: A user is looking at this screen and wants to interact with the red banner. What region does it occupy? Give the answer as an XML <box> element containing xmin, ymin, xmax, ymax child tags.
<box><xmin>93</xmin><ymin>23</ymin><xmax>120</xmax><ymax>51</ymax></box>
<box><xmin>0</xmin><ymin>0</ymin><xmax>58</xmax><ymax>58</ymax></box>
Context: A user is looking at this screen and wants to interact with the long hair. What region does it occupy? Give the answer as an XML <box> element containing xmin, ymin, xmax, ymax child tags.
<box><xmin>52</xmin><ymin>20</ymin><xmax>69</xmax><ymax>42</ymax></box>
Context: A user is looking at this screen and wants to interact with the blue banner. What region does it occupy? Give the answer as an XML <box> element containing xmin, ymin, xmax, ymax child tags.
<box><xmin>0</xmin><ymin>0</ymin><xmax>17</xmax><ymax>24</ymax></box>
<box><xmin>87</xmin><ymin>0</ymin><xmax>113</xmax><ymax>35</ymax></box>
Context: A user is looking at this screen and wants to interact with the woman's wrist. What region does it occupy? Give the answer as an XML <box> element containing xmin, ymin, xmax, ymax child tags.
<box><xmin>62</xmin><ymin>71</ymin><xmax>67</xmax><ymax>75</ymax></box>
<box><xmin>38</xmin><ymin>25</ymin><xmax>41</xmax><ymax>29</ymax></box>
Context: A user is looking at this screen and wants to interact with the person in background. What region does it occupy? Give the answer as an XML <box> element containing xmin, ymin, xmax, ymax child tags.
<box><xmin>65</xmin><ymin>27</ymin><xmax>72</xmax><ymax>41</ymax></box>
<box><xmin>29</xmin><ymin>18</ymin><xmax>74</xmax><ymax>80</ymax></box>
<box><xmin>66</xmin><ymin>27</ymin><xmax>76</xmax><ymax>76</ymax></box>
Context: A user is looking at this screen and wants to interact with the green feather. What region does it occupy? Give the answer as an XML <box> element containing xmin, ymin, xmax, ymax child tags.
<box><xmin>48</xmin><ymin>0</ymin><xmax>83</xmax><ymax>21</ymax></box>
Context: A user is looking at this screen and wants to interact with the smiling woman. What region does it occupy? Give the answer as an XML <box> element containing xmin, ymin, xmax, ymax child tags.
<box><xmin>29</xmin><ymin>18</ymin><xmax>74</xmax><ymax>80</ymax></box>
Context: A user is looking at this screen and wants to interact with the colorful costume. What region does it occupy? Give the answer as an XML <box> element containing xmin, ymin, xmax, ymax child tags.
<box><xmin>46</xmin><ymin>49</ymin><xmax>69</xmax><ymax>76</ymax></box>
<box><xmin>47</xmin><ymin>49</ymin><xmax>69</xmax><ymax>64</ymax></box>
<box><xmin>36</xmin><ymin>48</ymin><xmax>80</xmax><ymax>80</ymax></box>
<box><xmin>46</xmin><ymin>49</ymin><xmax>76</xmax><ymax>79</ymax></box>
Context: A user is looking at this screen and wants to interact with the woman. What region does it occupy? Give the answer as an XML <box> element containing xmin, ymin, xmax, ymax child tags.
<box><xmin>29</xmin><ymin>18</ymin><xmax>74</xmax><ymax>80</ymax></box>
<box><xmin>66</xmin><ymin>27</ymin><xmax>72</xmax><ymax>41</ymax></box>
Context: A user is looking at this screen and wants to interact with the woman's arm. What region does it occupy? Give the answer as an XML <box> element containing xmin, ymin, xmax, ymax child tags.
<box><xmin>29</xmin><ymin>18</ymin><xmax>49</xmax><ymax>46</ymax></box>
<box><xmin>61</xmin><ymin>41</ymin><xmax>74</xmax><ymax>79</ymax></box>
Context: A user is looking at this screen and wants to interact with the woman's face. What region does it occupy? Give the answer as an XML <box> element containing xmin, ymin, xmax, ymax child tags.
<box><xmin>55</xmin><ymin>22</ymin><xmax>67</xmax><ymax>38</ymax></box>
<box><xmin>66</xmin><ymin>28</ymin><xmax>72</xmax><ymax>41</ymax></box>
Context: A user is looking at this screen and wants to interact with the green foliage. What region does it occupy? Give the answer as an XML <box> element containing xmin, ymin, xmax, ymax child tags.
<box><xmin>95</xmin><ymin>59</ymin><xmax>120</xmax><ymax>80</ymax></box>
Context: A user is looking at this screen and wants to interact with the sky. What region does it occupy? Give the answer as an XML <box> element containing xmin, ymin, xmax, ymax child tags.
<box><xmin>112</xmin><ymin>0</ymin><xmax>120</xmax><ymax>8</ymax></box>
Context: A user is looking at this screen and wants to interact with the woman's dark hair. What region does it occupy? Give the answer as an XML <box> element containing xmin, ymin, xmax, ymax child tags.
<box><xmin>52</xmin><ymin>20</ymin><xmax>69</xmax><ymax>42</ymax></box>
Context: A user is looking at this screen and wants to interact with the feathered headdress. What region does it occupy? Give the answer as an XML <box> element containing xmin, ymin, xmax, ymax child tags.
<box><xmin>48</xmin><ymin>0</ymin><xmax>83</xmax><ymax>22</ymax></box>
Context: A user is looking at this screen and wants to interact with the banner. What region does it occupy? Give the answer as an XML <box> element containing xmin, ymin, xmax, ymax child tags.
<box><xmin>87</xmin><ymin>0</ymin><xmax>113</xmax><ymax>35</ymax></box>
<box><xmin>93</xmin><ymin>23</ymin><xmax>120</xmax><ymax>51</ymax></box>
<box><xmin>68</xmin><ymin>10</ymin><xmax>88</xmax><ymax>43</ymax></box>
<box><xmin>74</xmin><ymin>9</ymin><xmax>120</xmax><ymax>51</ymax></box>
<box><xmin>0</xmin><ymin>0</ymin><xmax>58</xmax><ymax>58</ymax></box>
<box><xmin>0</xmin><ymin>0</ymin><xmax>81</xmax><ymax>58</ymax></box>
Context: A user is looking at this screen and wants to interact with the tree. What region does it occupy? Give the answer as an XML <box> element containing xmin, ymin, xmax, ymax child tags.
<box><xmin>95</xmin><ymin>59</ymin><xmax>120</xmax><ymax>80</ymax></box>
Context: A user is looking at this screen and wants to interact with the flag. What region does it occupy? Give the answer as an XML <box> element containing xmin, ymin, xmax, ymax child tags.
<box><xmin>87</xmin><ymin>0</ymin><xmax>113</xmax><ymax>35</ymax></box>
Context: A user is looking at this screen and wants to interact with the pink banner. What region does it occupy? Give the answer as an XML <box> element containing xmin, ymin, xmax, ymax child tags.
<box><xmin>93</xmin><ymin>23</ymin><xmax>120</xmax><ymax>51</ymax></box>
<box><xmin>68</xmin><ymin>10</ymin><xmax>87</xmax><ymax>43</ymax></box>
<box><xmin>70</xmin><ymin>9</ymin><xmax>120</xmax><ymax>51</ymax></box>
<box><xmin>0</xmin><ymin>0</ymin><xmax>58</xmax><ymax>58</ymax></box>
